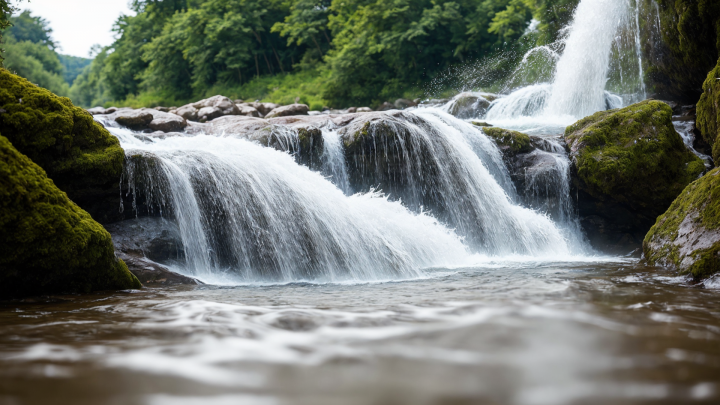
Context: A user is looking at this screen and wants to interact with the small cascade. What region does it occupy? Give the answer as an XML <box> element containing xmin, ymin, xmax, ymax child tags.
<box><xmin>319</xmin><ymin>126</ymin><xmax>351</xmax><ymax>194</ymax></box>
<box><xmin>481</xmin><ymin>0</ymin><xmax>645</xmax><ymax>126</ymax></box>
<box><xmin>121</xmin><ymin>135</ymin><xmax>471</xmax><ymax>283</ymax></box>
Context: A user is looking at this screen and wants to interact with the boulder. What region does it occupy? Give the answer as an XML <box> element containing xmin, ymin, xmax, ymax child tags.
<box><xmin>238</xmin><ymin>105</ymin><xmax>260</xmax><ymax>117</ymax></box>
<box><xmin>483</xmin><ymin>127</ymin><xmax>534</xmax><ymax>158</ymax></box>
<box><xmin>0</xmin><ymin>133</ymin><xmax>141</xmax><ymax>298</ymax></box>
<box><xmin>197</xmin><ymin>106</ymin><xmax>223</xmax><ymax>122</ymax></box>
<box><xmin>696</xmin><ymin>57</ymin><xmax>720</xmax><ymax>166</ymax></box>
<box><xmin>565</xmin><ymin>100</ymin><xmax>705</xmax><ymax>252</ymax></box>
<box><xmin>87</xmin><ymin>106</ymin><xmax>107</xmax><ymax>115</ymax></box>
<box><xmin>106</xmin><ymin>218</ymin><xmax>202</xmax><ymax>285</ymax></box>
<box><xmin>192</xmin><ymin>95</ymin><xmax>240</xmax><ymax>116</ymax></box>
<box><xmin>376</xmin><ymin>102</ymin><xmax>395</xmax><ymax>111</ymax></box>
<box><xmin>265</xmin><ymin>103</ymin><xmax>310</xmax><ymax>118</ymax></box>
<box><xmin>356</xmin><ymin>107</ymin><xmax>373</xmax><ymax>113</ymax></box>
<box><xmin>446</xmin><ymin>92</ymin><xmax>491</xmax><ymax>119</ymax></box>
<box><xmin>0</xmin><ymin>69</ymin><xmax>126</xmax><ymax>224</ymax></box>
<box><xmin>154</xmin><ymin>106</ymin><xmax>170</xmax><ymax>112</ymax></box>
<box><xmin>174</xmin><ymin>105</ymin><xmax>198</xmax><ymax>121</ymax></box>
<box><xmin>346</xmin><ymin>107</ymin><xmax>357</xmax><ymax>113</ymax></box>
<box><xmin>644</xmin><ymin>168</ymin><xmax>720</xmax><ymax>280</ymax></box>
<box><xmin>148</xmin><ymin>111</ymin><xmax>187</xmax><ymax>132</ymax></box>
<box><xmin>249</xmin><ymin>102</ymin><xmax>280</xmax><ymax>116</ymax></box>
<box><xmin>114</xmin><ymin>109</ymin><xmax>154</xmax><ymax>129</ymax></box>
<box><xmin>394</xmin><ymin>99</ymin><xmax>417</xmax><ymax>109</ymax></box>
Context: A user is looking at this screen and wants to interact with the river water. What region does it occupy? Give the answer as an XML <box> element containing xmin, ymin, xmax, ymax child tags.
<box><xmin>1</xmin><ymin>261</ymin><xmax>719</xmax><ymax>405</ymax></box>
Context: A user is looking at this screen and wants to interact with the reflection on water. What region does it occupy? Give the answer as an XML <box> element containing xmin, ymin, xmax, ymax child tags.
<box><xmin>1</xmin><ymin>261</ymin><xmax>719</xmax><ymax>405</ymax></box>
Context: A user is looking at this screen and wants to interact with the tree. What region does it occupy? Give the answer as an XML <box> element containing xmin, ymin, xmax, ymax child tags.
<box><xmin>7</xmin><ymin>9</ymin><xmax>56</xmax><ymax>49</ymax></box>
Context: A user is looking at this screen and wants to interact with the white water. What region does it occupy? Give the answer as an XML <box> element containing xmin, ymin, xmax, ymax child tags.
<box><xmin>481</xmin><ymin>0</ymin><xmax>644</xmax><ymax>128</ymax></box>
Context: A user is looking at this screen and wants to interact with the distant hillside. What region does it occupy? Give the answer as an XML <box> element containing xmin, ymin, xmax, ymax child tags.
<box><xmin>58</xmin><ymin>54</ymin><xmax>90</xmax><ymax>85</ymax></box>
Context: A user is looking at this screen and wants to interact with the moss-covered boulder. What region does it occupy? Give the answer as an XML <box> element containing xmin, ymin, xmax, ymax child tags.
<box><xmin>565</xmin><ymin>100</ymin><xmax>704</xmax><ymax>214</ymax></box>
<box><xmin>0</xmin><ymin>69</ymin><xmax>125</xmax><ymax>223</ymax></box>
<box><xmin>0</xmin><ymin>134</ymin><xmax>141</xmax><ymax>299</ymax></box>
<box><xmin>644</xmin><ymin>168</ymin><xmax>720</xmax><ymax>280</ymax></box>
<box><xmin>696</xmin><ymin>57</ymin><xmax>720</xmax><ymax>166</ymax></box>
<box><xmin>641</xmin><ymin>0</ymin><xmax>720</xmax><ymax>102</ymax></box>
<box><xmin>482</xmin><ymin>127</ymin><xmax>534</xmax><ymax>157</ymax></box>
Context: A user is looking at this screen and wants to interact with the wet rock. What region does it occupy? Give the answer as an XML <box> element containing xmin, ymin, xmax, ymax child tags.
<box><xmin>356</xmin><ymin>107</ymin><xmax>372</xmax><ymax>113</ymax></box>
<box><xmin>238</xmin><ymin>105</ymin><xmax>260</xmax><ymax>117</ymax></box>
<box><xmin>483</xmin><ymin>127</ymin><xmax>533</xmax><ymax>158</ymax></box>
<box><xmin>154</xmin><ymin>106</ymin><xmax>171</xmax><ymax>112</ymax></box>
<box><xmin>265</xmin><ymin>103</ymin><xmax>310</xmax><ymax>118</ymax></box>
<box><xmin>394</xmin><ymin>99</ymin><xmax>417</xmax><ymax>109</ymax></box>
<box><xmin>376</xmin><ymin>102</ymin><xmax>395</xmax><ymax>111</ymax></box>
<box><xmin>471</xmin><ymin>121</ymin><xmax>493</xmax><ymax>127</ymax></box>
<box><xmin>446</xmin><ymin>92</ymin><xmax>491</xmax><ymax>119</ymax></box>
<box><xmin>565</xmin><ymin>100</ymin><xmax>706</xmax><ymax>253</ymax></box>
<box><xmin>696</xmin><ymin>57</ymin><xmax>720</xmax><ymax>166</ymax></box>
<box><xmin>249</xmin><ymin>102</ymin><xmax>280</xmax><ymax>116</ymax></box>
<box><xmin>148</xmin><ymin>111</ymin><xmax>187</xmax><ymax>132</ymax></box>
<box><xmin>87</xmin><ymin>106</ymin><xmax>107</xmax><ymax>115</ymax></box>
<box><xmin>197</xmin><ymin>106</ymin><xmax>223</xmax><ymax>122</ymax></box>
<box><xmin>175</xmin><ymin>105</ymin><xmax>198</xmax><ymax>121</ymax></box>
<box><xmin>114</xmin><ymin>110</ymin><xmax>154</xmax><ymax>129</ymax></box>
<box><xmin>644</xmin><ymin>168</ymin><xmax>720</xmax><ymax>281</ymax></box>
<box><xmin>346</xmin><ymin>107</ymin><xmax>357</xmax><ymax>113</ymax></box>
<box><xmin>117</xmin><ymin>254</ymin><xmax>202</xmax><ymax>286</ymax></box>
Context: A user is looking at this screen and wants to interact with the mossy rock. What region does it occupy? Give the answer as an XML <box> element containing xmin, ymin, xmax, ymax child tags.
<box><xmin>0</xmin><ymin>69</ymin><xmax>125</xmax><ymax>223</ymax></box>
<box><xmin>696</xmin><ymin>57</ymin><xmax>720</xmax><ymax>166</ymax></box>
<box><xmin>565</xmin><ymin>100</ymin><xmax>705</xmax><ymax>216</ymax></box>
<box><xmin>641</xmin><ymin>0</ymin><xmax>720</xmax><ymax>102</ymax></box>
<box><xmin>644</xmin><ymin>168</ymin><xmax>720</xmax><ymax>280</ymax></box>
<box><xmin>0</xmin><ymin>133</ymin><xmax>141</xmax><ymax>299</ymax></box>
<box><xmin>482</xmin><ymin>127</ymin><xmax>533</xmax><ymax>156</ymax></box>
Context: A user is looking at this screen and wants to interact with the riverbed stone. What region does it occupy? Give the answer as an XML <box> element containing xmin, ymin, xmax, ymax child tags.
<box><xmin>114</xmin><ymin>109</ymin><xmax>154</xmax><ymax>129</ymax></box>
<box><xmin>0</xmin><ymin>133</ymin><xmax>141</xmax><ymax>298</ymax></box>
<box><xmin>644</xmin><ymin>168</ymin><xmax>720</xmax><ymax>280</ymax></box>
<box><xmin>265</xmin><ymin>103</ymin><xmax>310</xmax><ymax>118</ymax></box>
<box><xmin>175</xmin><ymin>105</ymin><xmax>198</xmax><ymax>121</ymax></box>
<box><xmin>197</xmin><ymin>106</ymin><xmax>223</xmax><ymax>122</ymax></box>
<box><xmin>446</xmin><ymin>92</ymin><xmax>492</xmax><ymax>119</ymax></box>
<box><xmin>0</xmin><ymin>69</ymin><xmax>126</xmax><ymax>223</ymax></box>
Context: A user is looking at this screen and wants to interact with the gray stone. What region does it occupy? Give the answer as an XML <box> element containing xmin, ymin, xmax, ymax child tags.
<box><xmin>114</xmin><ymin>110</ymin><xmax>154</xmax><ymax>129</ymax></box>
<box><xmin>174</xmin><ymin>105</ymin><xmax>198</xmax><ymax>121</ymax></box>
<box><xmin>265</xmin><ymin>103</ymin><xmax>310</xmax><ymax>118</ymax></box>
<box><xmin>198</xmin><ymin>106</ymin><xmax>223</xmax><ymax>122</ymax></box>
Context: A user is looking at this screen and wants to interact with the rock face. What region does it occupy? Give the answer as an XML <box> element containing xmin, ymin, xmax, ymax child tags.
<box><xmin>0</xmin><ymin>134</ymin><xmax>141</xmax><ymax>299</ymax></box>
<box><xmin>105</xmin><ymin>218</ymin><xmax>200</xmax><ymax>285</ymax></box>
<box><xmin>565</xmin><ymin>100</ymin><xmax>705</xmax><ymax>251</ymax></box>
<box><xmin>644</xmin><ymin>168</ymin><xmax>720</xmax><ymax>280</ymax></box>
<box><xmin>642</xmin><ymin>0</ymin><xmax>720</xmax><ymax>102</ymax></box>
<box><xmin>0</xmin><ymin>69</ymin><xmax>126</xmax><ymax>223</ymax></box>
<box><xmin>695</xmin><ymin>57</ymin><xmax>720</xmax><ymax>166</ymax></box>
<box><xmin>445</xmin><ymin>92</ymin><xmax>492</xmax><ymax>119</ymax></box>
<box><xmin>265</xmin><ymin>103</ymin><xmax>310</xmax><ymax>118</ymax></box>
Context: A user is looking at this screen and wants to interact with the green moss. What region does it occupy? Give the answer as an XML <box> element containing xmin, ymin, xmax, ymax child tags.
<box><xmin>565</xmin><ymin>100</ymin><xmax>704</xmax><ymax>215</ymax></box>
<box><xmin>0</xmin><ymin>133</ymin><xmax>141</xmax><ymax>299</ymax></box>
<box><xmin>644</xmin><ymin>168</ymin><xmax>720</xmax><ymax>279</ymax></box>
<box><xmin>696</xmin><ymin>57</ymin><xmax>720</xmax><ymax>165</ymax></box>
<box><xmin>483</xmin><ymin>127</ymin><xmax>533</xmax><ymax>155</ymax></box>
<box><xmin>0</xmin><ymin>69</ymin><xmax>125</xmax><ymax>216</ymax></box>
<box><xmin>641</xmin><ymin>0</ymin><xmax>720</xmax><ymax>101</ymax></box>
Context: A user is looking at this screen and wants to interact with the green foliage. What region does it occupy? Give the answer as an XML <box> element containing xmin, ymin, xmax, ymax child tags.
<box><xmin>565</xmin><ymin>100</ymin><xmax>705</xmax><ymax>216</ymax></box>
<box><xmin>7</xmin><ymin>9</ymin><xmax>55</xmax><ymax>49</ymax></box>
<box><xmin>0</xmin><ymin>69</ymin><xmax>125</xmax><ymax>206</ymax></box>
<box><xmin>483</xmin><ymin>127</ymin><xmax>533</xmax><ymax>154</ymax></box>
<box><xmin>644</xmin><ymin>168</ymin><xmax>720</xmax><ymax>279</ymax></box>
<box><xmin>2</xmin><ymin>36</ymin><xmax>69</xmax><ymax>95</ymax></box>
<box><xmin>58</xmin><ymin>54</ymin><xmax>92</xmax><ymax>85</ymax></box>
<box><xmin>0</xmin><ymin>133</ymin><xmax>141</xmax><ymax>299</ymax></box>
<box><xmin>69</xmin><ymin>0</ymin><xmax>545</xmax><ymax>108</ymax></box>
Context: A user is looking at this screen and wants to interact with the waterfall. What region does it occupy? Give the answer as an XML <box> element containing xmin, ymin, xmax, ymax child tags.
<box><xmin>483</xmin><ymin>0</ymin><xmax>644</xmax><ymax>125</ymax></box>
<box><xmin>122</xmin><ymin>135</ymin><xmax>471</xmax><ymax>283</ymax></box>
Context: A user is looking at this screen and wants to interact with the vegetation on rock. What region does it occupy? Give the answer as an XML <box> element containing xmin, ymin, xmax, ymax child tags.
<box><xmin>644</xmin><ymin>168</ymin><xmax>720</xmax><ymax>280</ymax></box>
<box><xmin>642</xmin><ymin>0</ymin><xmax>720</xmax><ymax>102</ymax></box>
<box><xmin>0</xmin><ymin>68</ymin><xmax>126</xmax><ymax>222</ymax></box>
<box><xmin>565</xmin><ymin>100</ymin><xmax>704</xmax><ymax>217</ymax></box>
<box><xmin>483</xmin><ymin>127</ymin><xmax>533</xmax><ymax>155</ymax></box>
<box><xmin>0</xmin><ymin>133</ymin><xmax>141</xmax><ymax>299</ymax></box>
<box><xmin>696</xmin><ymin>57</ymin><xmax>720</xmax><ymax>166</ymax></box>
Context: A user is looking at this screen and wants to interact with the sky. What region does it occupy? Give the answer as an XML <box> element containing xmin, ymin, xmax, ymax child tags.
<box><xmin>18</xmin><ymin>0</ymin><xmax>136</xmax><ymax>58</ymax></box>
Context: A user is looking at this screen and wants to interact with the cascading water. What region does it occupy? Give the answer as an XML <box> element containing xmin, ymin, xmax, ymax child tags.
<box><xmin>482</xmin><ymin>0</ymin><xmax>645</xmax><ymax>128</ymax></box>
<box><xmin>121</xmin><ymin>134</ymin><xmax>471</xmax><ymax>283</ymax></box>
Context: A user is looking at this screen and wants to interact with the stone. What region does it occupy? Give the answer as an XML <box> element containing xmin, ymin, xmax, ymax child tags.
<box><xmin>644</xmin><ymin>168</ymin><xmax>720</xmax><ymax>280</ymax></box>
<box><xmin>265</xmin><ymin>103</ymin><xmax>310</xmax><ymax>118</ymax></box>
<box><xmin>249</xmin><ymin>102</ymin><xmax>280</xmax><ymax>116</ymax></box>
<box><xmin>147</xmin><ymin>110</ymin><xmax>187</xmax><ymax>132</ymax></box>
<box><xmin>174</xmin><ymin>105</ymin><xmax>198</xmax><ymax>121</ymax></box>
<box><xmin>696</xmin><ymin>57</ymin><xmax>720</xmax><ymax>166</ymax></box>
<box><xmin>197</xmin><ymin>106</ymin><xmax>223</xmax><ymax>122</ymax></box>
<box><xmin>87</xmin><ymin>106</ymin><xmax>106</xmax><ymax>115</ymax></box>
<box><xmin>356</xmin><ymin>107</ymin><xmax>373</xmax><ymax>113</ymax></box>
<box><xmin>191</xmin><ymin>95</ymin><xmax>240</xmax><ymax>116</ymax></box>
<box><xmin>114</xmin><ymin>110</ymin><xmax>154</xmax><ymax>129</ymax></box>
<box><xmin>154</xmin><ymin>106</ymin><xmax>170</xmax><ymax>112</ymax></box>
<box><xmin>238</xmin><ymin>105</ymin><xmax>260</xmax><ymax>117</ymax></box>
<box><xmin>446</xmin><ymin>92</ymin><xmax>492</xmax><ymax>119</ymax></box>
<box><xmin>0</xmin><ymin>133</ymin><xmax>141</xmax><ymax>298</ymax></box>
<box><xmin>376</xmin><ymin>102</ymin><xmax>395</xmax><ymax>111</ymax></box>
<box><xmin>346</xmin><ymin>107</ymin><xmax>357</xmax><ymax>113</ymax></box>
<box><xmin>394</xmin><ymin>98</ymin><xmax>417</xmax><ymax>109</ymax></box>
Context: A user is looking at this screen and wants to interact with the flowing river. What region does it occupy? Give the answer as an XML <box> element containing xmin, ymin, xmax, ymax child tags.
<box><xmin>1</xmin><ymin>0</ymin><xmax>719</xmax><ymax>403</ymax></box>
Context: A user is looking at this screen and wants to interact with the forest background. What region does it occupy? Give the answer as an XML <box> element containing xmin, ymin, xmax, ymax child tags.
<box><xmin>0</xmin><ymin>0</ymin><xmax>578</xmax><ymax>110</ymax></box>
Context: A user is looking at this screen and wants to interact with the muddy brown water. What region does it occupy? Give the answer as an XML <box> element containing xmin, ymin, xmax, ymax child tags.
<box><xmin>1</xmin><ymin>261</ymin><xmax>719</xmax><ymax>405</ymax></box>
